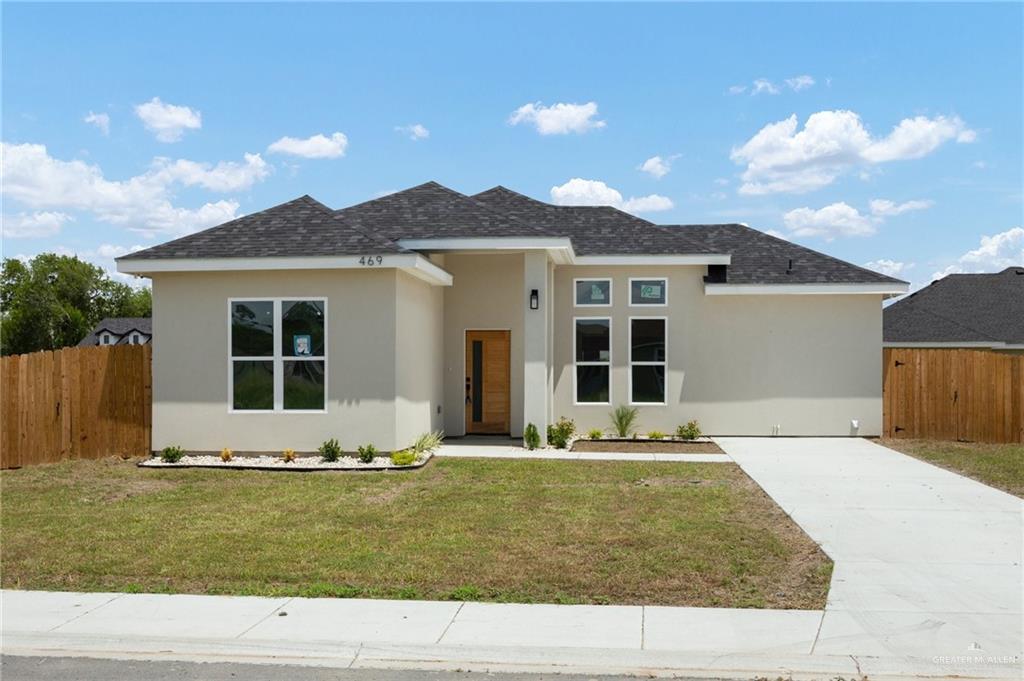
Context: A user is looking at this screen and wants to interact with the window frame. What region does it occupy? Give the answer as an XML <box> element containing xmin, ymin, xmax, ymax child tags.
<box><xmin>227</xmin><ymin>297</ymin><xmax>328</xmax><ymax>415</ymax></box>
<box><xmin>628</xmin><ymin>277</ymin><xmax>669</xmax><ymax>307</ymax></box>
<box><xmin>628</xmin><ymin>316</ymin><xmax>668</xmax><ymax>406</ymax></box>
<box><xmin>573</xmin><ymin>277</ymin><xmax>613</xmax><ymax>308</ymax></box>
<box><xmin>572</xmin><ymin>316</ymin><xmax>612</xmax><ymax>406</ymax></box>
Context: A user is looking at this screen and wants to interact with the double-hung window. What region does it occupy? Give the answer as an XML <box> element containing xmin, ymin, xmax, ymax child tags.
<box><xmin>574</xmin><ymin>317</ymin><xmax>611</xmax><ymax>404</ymax></box>
<box><xmin>629</xmin><ymin>317</ymin><xmax>667</xmax><ymax>405</ymax></box>
<box><xmin>229</xmin><ymin>298</ymin><xmax>327</xmax><ymax>412</ymax></box>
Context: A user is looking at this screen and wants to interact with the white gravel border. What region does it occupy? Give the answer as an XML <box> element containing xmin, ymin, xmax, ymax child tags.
<box><xmin>139</xmin><ymin>452</ymin><xmax>432</xmax><ymax>471</ymax></box>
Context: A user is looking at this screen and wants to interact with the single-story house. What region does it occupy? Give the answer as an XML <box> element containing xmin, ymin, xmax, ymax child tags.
<box><xmin>117</xmin><ymin>182</ymin><xmax>908</xmax><ymax>451</ymax></box>
<box><xmin>884</xmin><ymin>266</ymin><xmax>1024</xmax><ymax>351</ymax></box>
<box><xmin>77</xmin><ymin>317</ymin><xmax>153</xmax><ymax>347</ymax></box>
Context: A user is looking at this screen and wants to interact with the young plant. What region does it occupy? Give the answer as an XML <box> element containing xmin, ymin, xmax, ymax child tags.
<box><xmin>319</xmin><ymin>438</ymin><xmax>342</xmax><ymax>462</ymax></box>
<box><xmin>609</xmin><ymin>405</ymin><xmax>640</xmax><ymax>438</ymax></box>
<box><xmin>357</xmin><ymin>444</ymin><xmax>378</xmax><ymax>463</ymax></box>
<box><xmin>588</xmin><ymin>428</ymin><xmax>603</xmax><ymax>440</ymax></box>
<box><xmin>647</xmin><ymin>431</ymin><xmax>666</xmax><ymax>440</ymax></box>
<box><xmin>523</xmin><ymin>423</ymin><xmax>541</xmax><ymax>450</ymax></box>
<box><xmin>546</xmin><ymin>417</ymin><xmax>576</xmax><ymax>449</ymax></box>
<box><xmin>220</xmin><ymin>447</ymin><xmax>233</xmax><ymax>462</ymax></box>
<box><xmin>676</xmin><ymin>420</ymin><xmax>702</xmax><ymax>441</ymax></box>
<box><xmin>411</xmin><ymin>430</ymin><xmax>444</xmax><ymax>454</ymax></box>
<box><xmin>390</xmin><ymin>449</ymin><xmax>416</xmax><ymax>466</ymax></box>
<box><xmin>160</xmin><ymin>445</ymin><xmax>185</xmax><ymax>463</ymax></box>
<box><xmin>281</xmin><ymin>448</ymin><xmax>297</xmax><ymax>463</ymax></box>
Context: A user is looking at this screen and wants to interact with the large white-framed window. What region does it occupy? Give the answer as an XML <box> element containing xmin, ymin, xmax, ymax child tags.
<box><xmin>573</xmin><ymin>317</ymin><xmax>611</xmax><ymax>405</ymax></box>
<box><xmin>629</xmin><ymin>316</ymin><xmax>667</xmax><ymax>405</ymax></box>
<box><xmin>228</xmin><ymin>298</ymin><xmax>327</xmax><ymax>413</ymax></box>
<box><xmin>629</xmin><ymin>277</ymin><xmax>668</xmax><ymax>307</ymax></box>
<box><xmin>574</xmin><ymin>278</ymin><xmax>612</xmax><ymax>307</ymax></box>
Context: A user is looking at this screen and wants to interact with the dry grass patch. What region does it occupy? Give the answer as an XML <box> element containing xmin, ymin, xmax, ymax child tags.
<box><xmin>0</xmin><ymin>457</ymin><xmax>831</xmax><ymax>608</ymax></box>
<box><xmin>880</xmin><ymin>439</ymin><xmax>1023</xmax><ymax>498</ymax></box>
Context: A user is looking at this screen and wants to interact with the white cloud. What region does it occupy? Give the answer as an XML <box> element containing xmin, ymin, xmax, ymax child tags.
<box><xmin>267</xmin><ymin>132</ymin><xmax>348</xmax><ymax>159</ymax></box>
<box><xmin>931</xmin><ymin>227</ymin><xmax>1024</xmax><ymax>280</ymax></box>
<box><xmin>727</xmin><ymin>84</ymin><xmax>747</xmax><ymax>95</ymax></box>
<box><xmin>83</xmin><ymin>111</ymin><xmax>110</xmax><ymax>136</ymax></box>
<box><xmin>864</xmin><ymin>259</ymin><xmax>913</xmax><ymax>278</ymax></box>
<box><xmin>713</xmin><ymin>177</ymin><xmax>730</xmax><ymax>186</ymax></box>
<box><xmin>637</xmin><ymin>155</ymin><xmax>677</xmax><ymax>179</ymax></box>
<box><xmin>782</xmin><ymin>202</ymin><xmax>877</xmax><ymax>240</ymax></box>
<box><xmin>731</xmin><ymin>110</ymin><xmax>976</xmax><ymax>195</ymax></box>
<box><xmin>751</xmin><ymin>79</ymin><xmax>780</xmax><ymax>95</ymax></box>
<box><xmin>2</xmin><ymin>211</ymin><xmax>73</xmax><ymax>238</ymax></box>
<box><xmin>396</xmin><ymin>123</ymin><xmax>429</xmax><ymax>141</ymax></box>
<box><xmin>784</xmin><ymin>75</ymin><xmax>815</xmax><ymax>92</ymax></box>
<box><xmin>134</xmin><ymin>97</ymin><xmax>201</xmax><ymax>143</ymax></box>
<box><xmin>508</xmin><ymin>101</ymin><xmax>606</xmax><ymax>135</ymax></box>
<box><xmin>149</xmin><ymin>153</ymin><xmax>271</xmax><ymax>192</ymax></box>
<box><xmin>0</xmin><ymin>142</ymin><xmax>247</xmax><ymax>238</ymax></box>
<box><xmin>869</xmin><ymin>198</ymin><xmax>933</xmax><ymax>217</ymax></box>
<box><xmin>764</xmin><ymin>229</ymin><xmax>790</xmax><ymax>241</ymax></box>
<box><xmin>549</xmin><ymin>178</ymin><xmax>673</xmax><ymax>214</ymax></box>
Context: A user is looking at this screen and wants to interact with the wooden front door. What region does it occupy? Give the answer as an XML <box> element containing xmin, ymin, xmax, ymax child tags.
<box><xmin>465</xmin><ymin>330</ymin><xmax>511</xmax><ymax>434</ymax></box>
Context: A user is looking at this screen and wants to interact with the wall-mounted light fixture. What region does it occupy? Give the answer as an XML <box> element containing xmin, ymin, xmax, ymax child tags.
<box><xmin>529</xmin><ymin>289</ymin><xmax>539</xmax><ymax>310</ymax></box>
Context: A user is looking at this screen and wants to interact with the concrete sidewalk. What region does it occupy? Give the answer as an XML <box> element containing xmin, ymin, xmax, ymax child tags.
<box><xmin>0</xmin><ymin>588</ymin><xmax>1015</xmax><ymax>679</ymax></box>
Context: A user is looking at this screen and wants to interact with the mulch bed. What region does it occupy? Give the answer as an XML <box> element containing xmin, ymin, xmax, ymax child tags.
<box><xmin>572</xmin><ymin>439</ymin><xmax>724</xmax><ymax>454</ymax></box>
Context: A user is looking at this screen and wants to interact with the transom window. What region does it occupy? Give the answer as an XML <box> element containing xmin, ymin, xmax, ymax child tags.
<box><xmin>574</xmin><ymin>317</ymin><xmax>611</xmax><ymax>404</ymax></box>
<box><xmin>229</xmin><ymin>298</ymin><xmax>327</xmax><ymax>412</ymax></box>
<box><xmin>629</xmin><ymin>278</ymin><xmax>668</xmax><ymax>306</ymax></box>
<box><xmin>574</xmin><ymin>278</ymin><xmax>612</xmax><ymax>307</ymax></box>
<box><xmin>629</xmin><ymin>317</ymin><xmax>666</xmax><ymax>404</ymax></box>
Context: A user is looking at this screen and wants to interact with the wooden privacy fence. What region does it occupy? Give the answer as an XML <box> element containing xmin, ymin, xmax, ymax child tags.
<box><xmin>1</xmin><ymin>345</ymin><xmax>152</xmax><ymax>468</ymax></box>
<box><xmin>883</xmin><ymin>347</ymin><xmax>1024</xmax><ymax>443</ymax></box>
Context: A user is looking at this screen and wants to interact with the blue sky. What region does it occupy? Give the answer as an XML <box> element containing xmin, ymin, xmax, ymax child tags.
<box><xmin>2</xmin><ymin>2</ymin><xmax>1021</xmax><ymax>290</ymax></box>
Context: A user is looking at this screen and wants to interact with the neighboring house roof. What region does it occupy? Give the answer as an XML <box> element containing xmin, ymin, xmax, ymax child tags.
<box><xmin>78</xmin><ymin>317</ymin><xmax>153</xmax><ymax>347</ymax></box>
<box><xmin>884</xmin><ymin>266</ymin><xmax>1024</xmax><ymax>346</ymax></box>
<box><xmin>117</xmin><ymin>181</ymin><xmax>907</xmax><ymax>287</ymax></box>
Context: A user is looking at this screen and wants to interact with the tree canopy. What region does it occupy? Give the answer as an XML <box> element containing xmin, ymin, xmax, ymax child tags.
<box><xmin>1</xmin><ymin>254</ymin><xmax>151</xmax><ymax>356</ymax></box>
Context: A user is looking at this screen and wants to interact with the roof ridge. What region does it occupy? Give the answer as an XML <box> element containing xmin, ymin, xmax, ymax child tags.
<box><xmin>300</xmin><ymin>193</ymin><xmax>409</xmax><ymax>254</ymax></box>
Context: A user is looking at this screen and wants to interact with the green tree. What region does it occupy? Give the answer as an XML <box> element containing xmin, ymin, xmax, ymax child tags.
<box><xmin>1</xmin><ymin>254</ymin><xmax>152</xmax><ymax>355</ymax></box>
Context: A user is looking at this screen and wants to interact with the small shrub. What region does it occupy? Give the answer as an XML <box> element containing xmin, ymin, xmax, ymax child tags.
<box><xmin>220</xmin><ymin>447</ymin><xmax>233</xmax><ymax>462</ymax></box>
<box><xmin>390</xmin><ymin>449</ymin><xmax>416</xmax><ymax>466</ymax></box>
<box><xmin>160</xmin><ymin>445</ymin><xmax>184</xmax><ymax>463</ymax></box>
<box><xmin>319</xmin><ymin>438</ymin><xmax>342</xmax><ymax>462</ymax></box>
<box><xmin>676</xmin><ymin>420</ymin><xmax>702</xmax><ymax>440</ymax></box>
<box><xmin>546</xmin><ymin>417</ymin><xmax>576</xmax><ymax>449</ymax></box>
<box><xmin>647</xmin><ymin>431</ymin><xmax>666</xmax><ymax>440</ymax></box>
<box><xmin>609</xmin><ymin>405</ymin><xmax>639</xmax><ymax>438</ymax></box>
<box><xmin>281</xmin><ymin>448</ymin><xmax>297</xmax><ymax>463</ymax></box>
<box><xmin>588</xmin><ymin>428</ymin><xmax>603</xmax><ymax>440</ymax></box>
<box><xmin>446</xmin><ymin>585</ymin><xmax>483</xmax><ymax>601</ymax></box>
<box><xmin>523</xmin><ymin>423</ymin><xmax>541</xmax><ymax>450</ymax></box>
<box><xmin>358</xmin><ymin>443</ymin><xmax>378</xmax><ymax>463</ymax></box>
<box><xmin>411</xmin><ymin>430</ymin><xmax>444</xmax><ymax>454</ymax></box>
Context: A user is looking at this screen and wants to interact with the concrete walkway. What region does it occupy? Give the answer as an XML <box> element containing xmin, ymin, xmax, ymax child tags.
<box><xmin>717</xmin><ymin>437</ymin><xmax>1023</xmax><ymax>676</ymax></box>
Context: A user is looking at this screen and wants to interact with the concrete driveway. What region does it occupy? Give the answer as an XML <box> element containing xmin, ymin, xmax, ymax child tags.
<box><xmin>717</xmin><ymin>437</ymin><xmax>1023</xmax><ymax>675</ymax></box>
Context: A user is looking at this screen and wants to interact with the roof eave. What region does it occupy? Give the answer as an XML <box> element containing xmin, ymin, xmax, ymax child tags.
<box><xmin>705</xmin><ymin>282</ymin><xmax>909</xmax><ymax>297</ymax></box>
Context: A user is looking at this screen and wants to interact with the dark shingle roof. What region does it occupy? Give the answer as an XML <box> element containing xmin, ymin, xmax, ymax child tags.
<box><xmin>668</xmin><ymin>224</ymin><xmax>905</xmax><ymax>285</ymax></box>
<box><xmin>337</xmin><ymin>182</ymin><xmax>547</xmax><ymax>240</ymax></box>
<box><xmin>884</xmin><ymin>267</ymin><xmax>1024</xmax><ymax>344</ymax></box>
<box><xmin>471</xmin><ymin>186</ymin><xmax>719</xmax><ymax>255</ymax></box>
<box><xmin>124</xmin><ymin>195</ymin><xmax>405</xmax><ymax>260</ymax></box>
<box><xmin>118</xmin><ymin>181</ymin><xmax>907</xmax><ymax>287</ymax></box>
<box><xmin>78</xmin><ymin>317</ymin><xmax>152</xmax><ymax>347</ymax></box>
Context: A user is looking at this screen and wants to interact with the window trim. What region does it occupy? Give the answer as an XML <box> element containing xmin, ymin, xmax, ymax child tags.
<box><xmin>573</xmin><ymin>277</ymin><xmax>613</xmax><ymax>308</ymax></box>
<box><xmin>572</xmin><ymin>316</ymin><xmax>612</xmax><ymax>406</ymax></box>
<box><xmin>227</xmin><ymin>297</ymin><xmax>328</xmax><ymax>414</ymax></box>
<box><xmin>628</xmin><ymin>316</ymin><xmax>668</xmax><ymax>406</ymax></box>
<box><xmin>628</xmin><ymin>277</ymin><xmax>669</xmax><ymax>307</ymax></box>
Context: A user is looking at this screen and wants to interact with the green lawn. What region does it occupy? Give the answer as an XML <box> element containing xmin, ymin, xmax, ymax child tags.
<box><xmin>881</xmin><ymin>439</ymin><xmax>1024</xmax><ymax>497</ymax></box>
<box><xmin>0</xmin><ymin>457</ymin><xmax>831</xmax><ymax>608</ymax></box>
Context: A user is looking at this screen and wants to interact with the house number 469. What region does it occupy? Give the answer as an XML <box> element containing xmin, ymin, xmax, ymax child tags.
<box><xmin>358</xmin><ymin>256</ymin><xmax>383</xmax><ymax>266</ymax></box>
